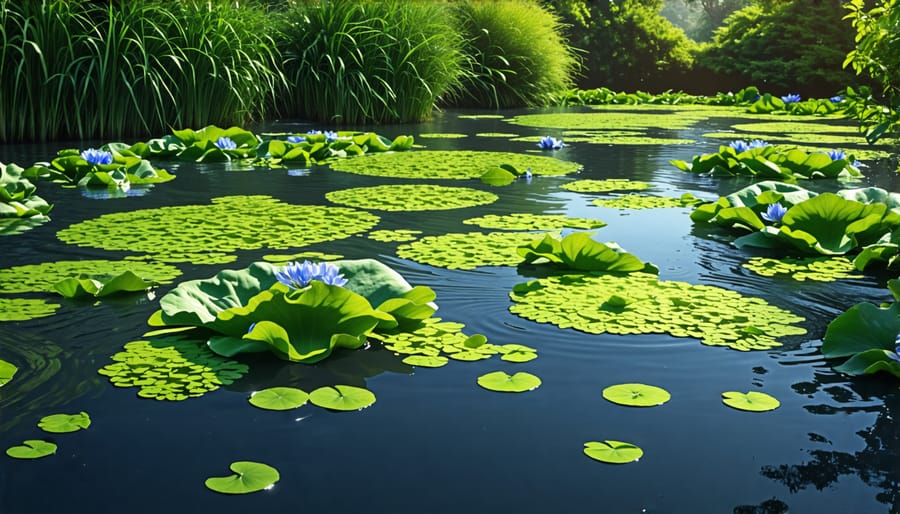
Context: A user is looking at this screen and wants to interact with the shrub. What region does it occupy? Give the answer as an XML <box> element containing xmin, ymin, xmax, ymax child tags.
<box><xmin>276</xmin><ymin>0</ymin><xmax>464</xmax><ymax>124</ymax></box>
<box><xmin>450</xmin><ymin>0</ymin><xmax>579</xmax><ymax>108</ymax></box>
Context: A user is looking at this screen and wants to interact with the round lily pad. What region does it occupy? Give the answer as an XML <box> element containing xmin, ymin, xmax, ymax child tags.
<box><xmin>327</xmin><ymin>150</ymin><xmax>581</xmax><ymax>179</ymax></box>
<box><xmin>463</xmin><ymin>213</ymin><xmax>605</xmax><ymax>231</ymax></box>
<box><xmin>722</xmin><ymin>391</ymin><xmax>781</xmax><ymax>412</ymax></box>
<box><xmin>57</xmin><ymin>196</ymin><xmax>379</xmax><ymax>262</ymax></box>
<box><xmin>561</xmin><ymin>179</ymin><xmax>651</xmax><ymax>193</ymax></box>
<box><xmin>476</xmin><ymin>371</ymin><xmax>541</xmax><ymax>392</ymax></box>
<box><xmin>742</xmin><ymin>256</ymin><xmax>862</xmax><ymax>282</ymax></box>
<box><xmin>6</xmin><ymin>440</ymin><xmax>57</xmax><ymax>459</ymax></box>
<box><xmin>583</xmin><ymin>440</ymin><xmax>643</xmax><ymax>464</ymax></box>
<box><xmin>309</xmin><ymin>385</ymin><xmax>376</xmax><ymax>411</ymax></box>
<box><xmin>397</xmin><ymin>231</ymin><xmax>551</xmax><ymax>270</ymax></box>
<box><xmin>248</xmin><ymin>387</ymin><xmax>309</xmax><ymax>411</ymax></box>
<box><xmin>38</xmin><ymin>411</ymin><xmax>91</xmax><ymax>433</ymax></box>
<box><xmin>401</xmin><ymin>355</ymin><xmax>449</xmax><ymax>368</ymax></box>
<box><xmin>0</xmin><ymin>358</ymin><xmax>17</xmax><ymax>386</ymax></box>
<box><xmin>602</xmin><ymin>383</ymin><xmax>671</xmax><ymax>407</ymax></box>
<box><xmin>326</xmin><ymin>184</ymin><xmax>498</xmax><ymax>212</ymax></box>
<box><xmin>205</xmin><ymin>461</ymin><xmax>280</xmax><ymax>494</ymax></box>
<box><xmin>367</xmin><ymin>229</ymin><xmax>422</xmax><ymax>242</ymax></box>
<box><xmin>377</xmin><ymin>318</ymin><xmax>495</xmax><ymax>360</ymax></box>
<box><xmin>498</xmin><ymin>344</ymin><xmax>538</xmax><ymax>363</ymax></box>
<box><xmin>592</xmin><ymin>194</ymin><xmax>703</xmax><ymax>210</ymax></box>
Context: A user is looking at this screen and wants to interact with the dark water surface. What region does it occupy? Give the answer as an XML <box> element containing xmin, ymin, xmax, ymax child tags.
<box><xmin>1</xmin><ymin>108</ymin><xmax>898</xmax><ymax>514</ymax></box>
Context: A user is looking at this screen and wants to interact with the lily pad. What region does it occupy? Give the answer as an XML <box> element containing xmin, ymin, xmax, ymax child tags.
<box><xmin>0</xmin><ymin>298</ymin><xmax>61</xmax><ymax>321</ymax></box>
<box><xmin>401</xmin><ymin>355</ymin><xmax>449</xmax><ymax>368</ymax></box>
<box><xmin>463</xmin><ymin>213</ymin><xmax>605</xmax><ymax>231</ymax></box>
<box><xmin>367</xmin><ymin>229</ymin><xmax>422</xmax><ymax>242</ymax></box>
<box><xmin>374</xmin><ymin>317</ymin><xmax>492</xmax><ymax>360</ymax></box>
<box><xmin>583</xmin><ymin>440</ymin><xmax>643</xmax><ymax>464</ymax></box>
<box><xmin>327</xmin><ymin>150</ymin><xmax>580</xmax><ymax>179</ymax></box>
<box><xmin>561</xmin><ymin>179</ymin><xmax>650</xmax><ymax>193</ymax></box>
<box><xmin>205</xmin><ymin>461</ymin><xmax>280</xmax><ymax>494</ymax></box>
<box><xmin>6</xmin><ymin>440</ymin><xmax>57</xmax><ymax>459</ymax></box>
<box><xmin>0</xmin><ymin>359</ymin><xmax>16</xmax><ymax>386</ymax></box>
<box><xmin>476</xmin><ymin>371</ymin><xmax>541</xmax><ymax>392</ymax></box>
<box><xmin>498</xmin><ymin>344</ymin><xmax>538</xmax><ymax>363</ymax></box>
<box><xmin>721</xmin><ymin>391</ymin><xmax>781</xmax><ymax>412</ymax></box>
<box><xmin>309</xmin><ymin>385</ymin><xmax>376</xmax><ymax>411</ymax></box>
<box><xmin>326</xmin><ymin>184</ymin><xmax>498</xmax><ymax>211</ymax></box>
<box><xmin>38</xmin><ymin>411</ymin><xmax>91</xmax><ymax>433</ymax></box>
<box><xmin>602</xmin><ymin>383</ymin><xmax>671</xmax><ymax>407</ymax></box>
<box><xmin>397</xmin><ymin>231</ymin><xmax>552</xmax><ymax>270</ymax></box>
<box><xmin>0</xmin><ymin>260</ymin><xmax>181</xmax><ymax>294</ymax></box>
<box><xmin>592</xmin><ymin>193</ymin><xmax>704</xmax><ymax>210</ymax></box>
<box><xmin>248</xmin><ymin>387</ymin><xmax>309</xmax><ymax>411</ymax></box>
<box><xmin>742</xmin><ymin>256</ymin><xmax>862</xmax><ymax>282</ymax></box>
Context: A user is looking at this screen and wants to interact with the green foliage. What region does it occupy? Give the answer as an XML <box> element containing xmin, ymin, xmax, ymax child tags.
<box><xmin>397</xmin><ymin>231</ymin><xmax>554</xmax><ymax>270</ymax></box>
<box><xmin>0</xmin><ymin>162</ymin><xmax>52</xmax><ymax>235</ymax></box>
<box><xmin>462</xmin><ymin>213</ymin><xmax>605</xmax><ymax>231</ymax></box>
<box><xmin>0</xmin><ymin>259</ymin><xmax>181</xmax><ymax>294</ymax></box>
<box><xmin>742</xmin><ymin>256</ymin><xmax>862</xmax><ymax>282</ymax></box>
<box><xmin>696</xmin><ymin>1</ymin><xmax>859</xmax><ymax>95</ymax></box>
<box><xmin>476</xmin><ymin>371</ymin><xmax>542</xmax><ymax>392</ymax></box>
<box><xmin>205</xmin><ymin>461</ymin><xmax>280</xmax><ymax>495</ymax></box>
<box><xmin>308</xmin><ymin>385</ymin><xmax>376</xmax><ymax>411</ymax></box>
<box><xmin>0</xmin><ymin>298</ymin><xmax>61</xmax><ymax>321</ymax></box>
<box><xmin>747</xmin><ymin>94</ymin><xmax>843</xmax><ymax>116</ymax></box>
<box><xmin>24</xmin><ymin>146</ymin><xmax>174</xmax><ymax>189</ymax></box>
<box><xmin>52</xmin><ymin>270</ymin><xmax>159</xmax><ymax>299</ymax></box>
<box><xmin>557</xmin><ymin>86</ymin><xmax>761</xmax><ymax>106</ymax></box>
<box><xmin>0</xmin><ymin>359</ymin><xmax>17</xmax><ymax>387</ymax></box>
<box><xmin>721</xmin><ymin>391</ymin><xmax>781</xmax><ymax>412</ymax></box>
<box><xmin>248</xmin><ymin>387</ymin><xmax>309</xmax><ymax>411</ymax></box>
<box><xmin>325</xmin><ymin>185</ymin><xmax>498</xmax><ymax>212</ymax></box>
<box><xmin>38</xmin><ymin>412</ymin><xmax>91</xmax><ymax>433</ymax></box>
<box><xmin>844</xmin><ymin>0</ymin><xmax>900</xmax><ymax>98</ymax></box>
<box><xmin>6</xmin><ymin>440</ymin><xmax>57</xmax><ymax>459</ymax></box>
<box><xmin>592</xmin><ymin>193</ymin><xmax>704</xmax><ymax>210</ymax></box>
<box><xmin>451</xmin><ymin>0</ymin><xmax>578</xmax><ymax>108</ymax></box>
<box><xmin>583</xmin><ymin>440</ymin><xmax>643</xmax><ymax>464</ymax></box>
<box><xmin>517</xmin><ymin>233</ymin><xmax>659</xmax><ymax>273</ymax></box>
<box><xmin>276</xmin><ymin>0</ymin><xmax>463</xmax><ymax>123</ymax></box>
<box><xmin>602</xmin><ymin>383</ymin><xmax>671</xmax><ymax>407</ymax></box>
<box><xmin>671</xmin><ymin>145</ymin><xmax>863</xmax><ymax>181</ymax></box>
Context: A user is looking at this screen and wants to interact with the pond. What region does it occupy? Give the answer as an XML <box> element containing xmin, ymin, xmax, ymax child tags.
<box><xmin>1</xmin><ymin>106</ymin><xmax>898</xmax><ymax>514</ymax></box>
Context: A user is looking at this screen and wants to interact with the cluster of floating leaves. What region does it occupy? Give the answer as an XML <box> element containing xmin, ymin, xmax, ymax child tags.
<box><xmin>561</xmin><ymin>179</ymin><xmax>651</xmax><ymax>194</ymax></box>
<box><xmin>509</xmin><ymin>272</ymin><xmax>807</xmax><ymax>351</ymax></box>
<box><xmin>98</xmin><ymin>337</ymin><xmax>249</xmax><ymax>401</ymax></box>
<box><xmin>418</xmin><ymin>133</ymin><xmax>468</xmax><ymax>139</ymax></box>
<box><xmin>0</xmin><ymin>259</ymin><xmax>182</xmax><ymax>294</ymax></box>
<box><xmin>248</xmin><ymin>384</ymin><xmax>376</xmax><ymax>411</ymax></box>
<box><xmin>261</xmin><ymin>251</ymin><xmax>344</xmax><ymax>263</ymax></box>
<box><xmin>592</xmin><ymin>193</ymin><xmax>703</xmax><ymax>210</ymax></box>
<box><xmin>475</xmin><ymin>132</ymin><xmax>519</xmax><ymax>138</ymax></box>
<box><xmin>743</xmin><ymin>257</ymin><xmax>863</xmax><ymax>282</ymax></box>
<box><xmin>367</xmin><ymin>229</ymin><xmax>422</xmax><ymax>242</ymax></box>
<box><xmin>0</xmin><ymin>298</ymin><xmax>61</xmax><ymax>321</ymax></box>
<box><xmin>462</xmin><ymin>213</ymin><xmax>605</xmax><ymax>231</ymax></box>
<box><xmin>327</xmin><ymin>150</ymin><xmax>581</xmax><ymax>179</ymax></box>
<box><xmin>513</xmin><ymin>132</ymin><xmax>694</xmax><ymax>146</ymax></box>
<box><xmin>373</xmin><ymin>318</ymin><xmax>536</xmax><ymax>365</ymax></box>
<box><xmin>56</xmin><ymin>196</ymin><xmax>379</xmax><ymax>261</ymax></box>
<box><xmin>326</xmin><ymin>184</ymin><xmax>498</xmax><ymax>212</ymax></box>
<box><xmin>504</xmin><ymin>111</ymin><xmax>712</xmax><ymax>132</ymax></box>
<box><xmin>397</xmin><ymin>231</ymin><xmax>550</xmax><ymax>270</ymax></box>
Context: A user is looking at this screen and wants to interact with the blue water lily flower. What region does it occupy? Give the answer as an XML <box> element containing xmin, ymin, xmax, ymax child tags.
<box><xmin>748</xmin><ymin>139</ymin><xmax>769</xmax><ymax>149</ymax></box>
<box><xmin>324</xmin><ymin>130</ymin><xmax>339</xmax><ymax>142</ymax></box>
<box><xmin>781</xmin><ymin>93</ymin><xmax>801</xmax><ymax>103</ymax></box>
<box><xmin>537</xmin><ymin>136</ymin><xmax>564</xmax><ymax>150</ymax></box>
<box><xmin>275</xmin><ymin>260</ymin><xmax>348</xmax><ymax>289</ymax></box>
<box><xmin>889</xmin><ymin>335</ymin><xmax>900</xmax><ymax>363</ymax></box>
<box><xmin>826</xmin><ymin>149</ymin><xmax>846</xmax><ymax>161</ymax></box>
<box><xmin>761</xmin><ymin>202</ymin><xmax>788</xmax><ymax>223</ymax></box>
<box><xmin>829</xmin><ymin>95</ymin><xmax>844</xmax><ymax>103</ymax></box>
<box><xmin>80</xmin><ymin>148</ymin><xmax>113</xmax><ymax>165</ymax></box>
<box><xmin>728</xmin><ymin>140</ymin><xmax>750</xmax><ymax>153</ymax></box>
<box><xmin>286</xmin><ymin>135</ymin><xmax>304</xmax><ymax>143</ymax></box>
<box><xmin>215</xmin><ymin>137</ymin><xmax>237</xmax><ymax>150</ymax></box>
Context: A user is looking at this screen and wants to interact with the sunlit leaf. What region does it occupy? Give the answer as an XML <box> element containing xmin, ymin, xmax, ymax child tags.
<box><xmin>205</xmin><ymin>461</ymin><xmax>280</xmax><ymax>494</ymax></box>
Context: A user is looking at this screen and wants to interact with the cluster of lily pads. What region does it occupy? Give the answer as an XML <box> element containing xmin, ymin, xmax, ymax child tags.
<box><xmin>24</xmin><ymin>144</ymin><xmax>174</xmax><ymax>191</ymax></box>
<box><xmin>671</xmin><ymin>140</ymin><xmax>863</xmax><ymax>181</ymax></box>
<box><xmin>0</xmin><ymin>162</ymin><xmax>52</xmax><ymax>236</ymax></box>
<box><xmin>691</xmin><ymin>181</ymin><xmax>900</xmax><ymax>269</ymax></box>
<box><xmin>747</xmin><ymin>93</ymin><xmax>844</xmax><ymax>115</ymax></box>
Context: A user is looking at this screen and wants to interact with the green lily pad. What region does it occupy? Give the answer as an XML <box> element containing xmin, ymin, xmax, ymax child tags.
<box><xmin>6</xmin><ymin>440</ymin><xmax>57</xmax><ymax>459</ymax></box>
<box><xmin>743</xmin><ymin>256</ymin><xmax>862</xmax><ymax>282</ymax></box>
<box><xmin>205</xmin><ymin>461</ymin><xmax>280</xmax><ymax>494</ymax></box>
<box><xmin>721</xmin><ymin>391</ymin><xmax>781</xmax><ymax>412</ymax></box>
<box><xmin>309</xmin><ymin>385</ymin><xmax>376</xmax><ymax>411</ymax></box>
<box><xmin>561</xmin><ymin>179</ymin><xmax>651</xmax><ymax>193</ymax></box>
<box><xmin>592</xmin><ymin>193</ymin><xmax>704</xmax><ymax>210</ymax></box>
<box><xmin>328</xmin><ymin>150</ymin><xmax>581</xmax><ymax>179</ymax></box>
<box><xmin>374</xmin><ymin>317</ymin><xmax>490</xmax><ymax>360</ymax></box>
<box><xmin>476</xmin><ymin>371</ymin><xmax>541</xmax><ymax>392</ymax></box>
<box><xmin>0</xmin><ymin>260</ymin><xmax>181</xmax><ymax>294</ymax></box>
<box><xmin>418</xmin><ymin>133</ymin><xmax>468</xmax><ymax>139</ymax></box>
<box><xmin>38</xmin><ymin>411</ymin><xmax>91</xmax><ymax>433</ymax></box>
<box><xmin>498</xmin><ymin>344</ymin><xmax>538</xmax><ymax>363</ymax></box>
<box><xmin>398</xmin><ymin>231</ymin><xmax>553</xmax><ymax>270</ymax></box>
<box><xmin>476</xmin><ymin>132</ymin><xmax>519</xmax><ymax>138</ymax></box>
<box><xmin>602</xmin><ymin>383</ymin><xmax>671</xmax><ymax>407</ymax></box>
<box><xmin>248</xmin><ymin>387</ymin><xmax>309</xmax><ymax>411</ymax></box>
<box><xmin>463</xmin><ymin>213</ymin><xmax>605</xmax><ymax>231</ymax></box>
<box><xmin>0</xmin><ymin>358</ymin><xmax>18</xmax><ymax>386</ymax></box>
<box><xmin>401</xmin><ymin>355</ymin><xmax>449</xmax><ymax>368</ymax></box>
<box><xmin>583</xmin><ymin>440</ymin><xmax>643</xmax><ymax>464</ymax></box>
<box><xmin>57</xmin><ymin>196</ymin><xmax>379</xmax><ymax>262</ymax></box>
<box><xmin>326</xmin><ymin>184</ymin><xmax>497</xmax><ymax>212</ymax></box>
<box><xmin>367</xmin><ymin>230</ymin><xmax>422</xmax><ymax>242</ymax></box>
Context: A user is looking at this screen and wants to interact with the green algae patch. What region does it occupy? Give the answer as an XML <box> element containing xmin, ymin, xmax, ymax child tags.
<box><xmin>397</xmin><ymin>231</ymin><xmax>552</xmax><ymax>270</ymax></box>
<box><xmin>729</xmin><ymin>121</ymin><xmax>859</xmax><ymax>135</ymax></box>
<box><xmin>367</xmin><ymin>230</ymin><xmax>422</xmax><ymax>242</ymax></box>
<box><xmin>703</xmin><ymin>131</ymin><xmax>871</xmax><ymax>146</ymax></box>
<box><xmin>505</xmin><ymin>111</ymin><xmax>711</xmax><ymax>131</ymax></box>
<box><xmin>458</xmin><ymin>114</ymin><xmax>505</xmax><ymax>119</ymax></box>
<box><xmin>418</xmin><ymin>133</ymin><xmax>468</xmax><ymax>139</ymax></box>
<box><xmin>0</xmin><ymin>298</ymin><xmax>61</xmax><ymax>321</ymax></box>
<box><xmin>0</xmin><ymin>260</ymin><xmax>181</xmax><ymax>294</ymax></box>
<box><xmin>373</xmin><ymin>318</ymin><xmax>501</xmax><ymax>360</ymax></box>
<box><xmin>463</xmin><ymin>213</ymin><xmax>605</xmax><ymax>231</ymax></box>
<box><xmin>742</xmin><ymin>256</ymin><xmax>863</xmax><ymax>282</ymax></box>
<box><xmin>262</xmin><ymin>251</ymin><xmax>344</xmax><ymax>263</ymax></box>
<box><xmin>327</xmin><ymin>150</ymin><xmax>581</xmax><ymax>179</ymax></box>
<box><xmin>56</xmin><ymin>196</ymin><xmax>379</xmax><ymax>261</ymax></box>
<box><xmin>476</xmin><ymin>132</ymin><xmax>519</xmax><ymax>138</ymax></box>
<box><xmin>509</xmin><ymin>272</ymin><xmax>806</xmax><ymax>351</ymax></box>
<box><xmin>592</xmin><ymin>194</ymin><xmax>704</xmax><ymax>210</ymax></box>
<box><xmin>98</xmin><ymin>336</ymin><xmax>249</xmax><ymax>401</ymax></box>
<box><xmin>326</xmin><ymin>184</ymin><xmax>498</xmax><ymax>212</ymax></box>
<box><xmin>561</xmin><ymin>179</ymin><xmax>651</xmax><ymax>194</ymax></box>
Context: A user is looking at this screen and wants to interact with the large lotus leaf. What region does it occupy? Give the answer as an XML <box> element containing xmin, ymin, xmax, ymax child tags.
<box><xmin>518</xmin><ymin>233</ymin><xmax>656</xmax><ymax>273</ymax></box>
<box><xmin>723</xmin><ymin>181</ymin><xmax>816</xmax><ymax>209</ymax></box>
<box><xmin>172</xmin><ymin>125</ymin><xmax>258</xmax><ymax>148</ymax></box>
<box><xmin>332</xmin><ymin>259</ymin><xmax>420</xmax><ymax>308</ymax></box>
<box><xmin>778</xmin><ymin>194</ymin><xmax>894</xmax><ymax>254</ymax></box>
<box><xmin>838</xmin><ymin>187</ymin><xmax>900</xmax><ymax>210</ymax></box>
<box><xmin>375</xmin><ymin>286</ymin><xmax>438</xmax><ymax>332</ymax></box>
<box><xmin>854</xmin><ymin>242</ymin><xmax>900</xmax><ymax>271</ymax></box>
<box><xmin>833</xmin><ymin>349</ymin><xmax>900</xmax><ymax>379</ymax></box>
<box><xmin>822</xmin><ymin>302</ymin><xmax>900</xmax><ymax>358</ymax></box>
<box><xmin>128</xmin><ymin>135</ymin><xmax>186</xmax><ymax>158</ymax></box>
<box><xmin>704</xmin><ymin>206</ymin><xmax>765</xmax><ymax>232</ymax></box>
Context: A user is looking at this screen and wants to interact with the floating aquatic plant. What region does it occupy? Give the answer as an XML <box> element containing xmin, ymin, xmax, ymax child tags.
<box><xmin>5</xmin><ymin>440</ymin><xmax>57</xmax><ymax>460</ymax></box>
<box><xmin>561</xmin><ymin>179</ymin><xmax>650</xmax><ymax>193</ymax></box>
<box><xmin>367</xmin><ymin>230</ymin><xmax>422</xmax><ymax>243</ymax></box>
<box><xmin>477</xmin><ymin>371</ymin><xmax>541</xmax><ymax>392</ymax></box>
<box><xmin>401</xmin><ymin>355</ymin><xmax>449</xmax><ymax>368</ymax></box>
<box><xmin>326</xmin><ymin>184</ymin><xmax>498</xmax><ymax>211</ymax></box>
<box><xmin>308</xmin><ymin>385</ymin><xmax>376</xmax><ymax>411</ymax></box>
<box><xmin>38</xmin><ymin>412</ymin><xmax>91</xmax><ymax>433</ymax></box>
<box><xmin>463</xmin><ymin>213</ymin><xmax>605</xmax><ymax>231</ymax></box>
<box><xmin>537</xmin><ymin>136</ymin><xmax>564</xmax><ymax>150</ymax></box>
<box><xmin>742</xmin><ymin>257</ymin><xmax>862</xmax><ymax>282</ymax></box>
<box><xmin>1</xmin><ymin>162</ymin><xmax>52</xmax><ymax>235</ymax></box>
<box><xmin>25</xmin><ymin>144</ymin><xmax>174</xmax><ymax>189</ymax></box>
<box><xmin>373</xmin><ymin>317</ymin><xmax>496</xmax><ymax>361</ymax></box>
<box><xmin>205</xmin><ymin>461</ymin><xmax>280</xmax><ymax>495</ymax></box>
<box><xmin>98</xmin><ymin>336</ymin><xmax>249</xmax><ymax>401</ymax></box>
<box><xmin>0</xmin><ymin>359</ymin><xmax>16</xmax><ymax>386</ymax></box>
<box><xmin>0</xmin><ymin>260</ymin><xmax>181</xmax><ymax>294</ymax></box>
<box><xmin>248</xmin><ymin>387</ymin><xmax>309</xmax><ymax>411</ymax></box>
<box><xmin>518</xmin><ymin>233</ymin><xmax>658</xmax><ymax>273</ymax></box>
<box><xmin>592</xmin><ymin>193</ymin><xmax>703</xmax><ymax>210</ymax></box>
<box><xmin>261</xmin><ymin>251</ymin><xmax>344</xmax><ymax>263</ymax></box>
<box><xmin>397</xmin><ymin>231</ymin><xmax>553</xmax><ymax>270</ymax></box>
<box><xmin>510</xmin><ymin>272</ymin><xmax>806</xmax><ymax>351</ymax></box>
<box><xmin>57</xmin><ymin>196</ymin><xmax>379</xmax><ymax>262</ymax></box>
<box><xmin>721</xmin><ymin>391</ymin><xmax>780</xmax><ymax>412</ymax></box>
<box><xmin>52</xmin><ymin>270</ymin><xmax>160</xmax><ymax>299</ymax></box>
<box><xmin>327</xmin><ymin>150</ymin><xmax>580</xmax><ymax>179</ymax></box>
<box><xmin>0</xmin><ymin>298</ymin><xmax>61</xmax><ymax>321</ymax></box>
<box><xmin>505</xmin><ymin>111</ymin><xmax>711</xmax><ymax>132</ymax></box>
<box><xmin>602</xmin><ymin>383</ymin><xmax>671</xmax><ymax>407</ymax></box>
<box><xmin>418</xmin><ymin>133</ymin><xmax>468</xmax><ymax>139</ymax></box>
<box><xmin>583</xmin><ymin>440</ymin><xmax>643</xmax><ymax>464</ymax></box>
<box><xmin>256</xmin><ymin>131</ymin><xmax>414</xmax><ymax>167</ymax></box>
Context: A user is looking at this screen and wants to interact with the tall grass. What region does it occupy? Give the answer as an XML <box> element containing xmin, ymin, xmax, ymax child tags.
<box><xmin>450</xmin><ymin>0</ymin><xmax>580</xmax><ymax>108</ymax></box>
<box><xmin>277</xmin><ymin>0</ymin><xmax>465</xmax><ymax>124</ymax></box>
<box><xmin>0</xmin><ymin>0</ymin><xmax>283</xmax><ymax>143</ymax></box>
